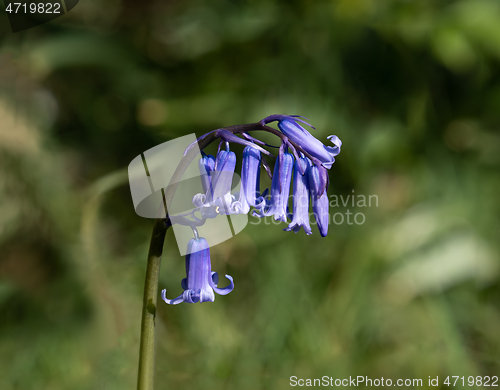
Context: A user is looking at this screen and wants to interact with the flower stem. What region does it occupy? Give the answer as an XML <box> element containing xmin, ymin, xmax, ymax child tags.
<box><xmin>137</xmin><ymin>217</ymin><xmax>170</xmax><ymax>390</ymax></box>
<box><xmin>135</xmin><ymin>122</ymin><xmax>272</xmax><ymax>390</ymax></box>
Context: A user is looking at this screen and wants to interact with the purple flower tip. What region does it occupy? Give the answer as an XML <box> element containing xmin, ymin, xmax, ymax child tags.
<box><xmin>261</xmin><ymin>115</ymin><xmax>341</xmax><ymax>170</ymax></box>
<box><xmin>308</xmin><ymin>166</ymin><xmax>330</xmax><ymax>237</ymax></box>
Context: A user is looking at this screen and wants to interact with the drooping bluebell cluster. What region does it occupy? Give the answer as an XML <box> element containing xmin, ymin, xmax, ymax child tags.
<box><xmin>162</xmin><ymin>115</ymin><xmax>341</xmax><ymax>304</ymax></box>
<box><xmin>190</xmin><ymin>115</ymin><xmax>342</xmax><ymax>236</ymax></box>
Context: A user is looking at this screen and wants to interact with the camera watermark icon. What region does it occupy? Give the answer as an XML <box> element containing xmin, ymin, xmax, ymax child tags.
<box><xmin>128</xmin><ymin>134</ymin><xmax>248</xmax><ymax>256</ymax></box>
<box><xmin>4</xmin><ymin>0</ymin><xmax>79</xmax><ymax>33</ymax></box>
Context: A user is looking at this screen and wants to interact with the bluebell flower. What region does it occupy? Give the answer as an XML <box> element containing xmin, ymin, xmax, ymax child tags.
<box><xmin>198</xmin><ymin>153</ymin><xmax>215</xmax><ymax>193</ymax></box>
<box><xmin>211</xmin><ymin>150</ymin><xmax>236</xmax><ymax>201</ymax></box>
<box><xmin>261</xmin><ymin>115</ymin><xmax>341</xmax><ymax>169</ymax></box>
<box><xmin>162</xmin><ymin>237</ymin><xmax>234</xmax><ymax>304</ymax></box>
<box><xmin>233</xmin><ymin>146</ymin><xmax>266</xmax><ymax>214</ymax></box>
<box><xmin>257</xmin><ymin>151</ymin><xmax>294</xmax><ymax>222</ymax></box>
<box><xmin>284</xmin><ymin>157</ymin><xmax>312</xmax><ymax>235</ymax></box>
<box><xmin>308</xmin><ymin>165</ymin><xmax>330</xmax><ymax>237</ymax></box>
<box><xmin>194</xmin><ymin>149</ymin><xmax>237</xmax><ymax>216</ymax></box>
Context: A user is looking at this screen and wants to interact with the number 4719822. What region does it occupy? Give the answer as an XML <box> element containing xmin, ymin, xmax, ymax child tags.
<box><xmin>5</xmin><ymin>3</ymin><xmax>62</xmax><ymax>14</ymax></box>
<box><xmin>444</xmin><ymin>376</ymin><xmax>498</xmax><ymax>387</ymax></box>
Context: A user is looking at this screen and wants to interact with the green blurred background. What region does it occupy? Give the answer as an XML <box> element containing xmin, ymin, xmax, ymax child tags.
<box><xmin>1</xmin><ymin>0</ymin><xmax>499</xmax><ymax>389</ymax></box>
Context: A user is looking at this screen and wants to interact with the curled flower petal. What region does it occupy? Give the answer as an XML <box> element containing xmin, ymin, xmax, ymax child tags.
<box><xmin>213</xmin><ymin>193</ymin><xmax>237</xmax><ymax>215</ymax></box>
<box><xmin>327</xmin><ymin>135</ymin><xmax>342</xmax><ymax>157</ymax></box>
<box><xmin>209</xmin><ymin>273</ymin><xmax>234</xmax><ymax>295</ymax></box>
<box><xmin>161</xmin><ymin>289</ymin><xmax>184</xmax><ymax>305</ymax></box>
<box><xmin>192</xmin><ymin>193</ymin><xmax>207</xmax><ymax>208</ymax></box>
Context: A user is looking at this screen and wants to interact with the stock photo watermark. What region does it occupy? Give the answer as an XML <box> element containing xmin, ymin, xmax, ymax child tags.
<box><xmin>250</xmin><ymin>191</ymin><xmax>378</xmax><ymax>227</ymax></box>
<box><xmin>4</xmin><ymin>0</ymin><xmax>79</xmax><ymax>32</ymax></box>
<box><xmin>128</xmin><ymin>134</ymin><xmax>249</xmax><ymax>256</ymax></box>
<box><xmin>289</xmin><ymin>375</ymin><xmax>499</xmax><ymax>387</ymax></box>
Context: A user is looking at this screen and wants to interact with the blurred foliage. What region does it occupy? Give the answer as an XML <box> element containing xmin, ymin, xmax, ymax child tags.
<box><xmin>1</xmin><ymin>0</ymin><xmax>500</xmax><ymax>389</ymax></box>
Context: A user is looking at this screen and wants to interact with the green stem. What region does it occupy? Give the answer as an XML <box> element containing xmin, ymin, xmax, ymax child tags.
<box><xmin>137</xmin><ymin>217</ymin><xmax>169</xmax><ymax>390</ymax></box>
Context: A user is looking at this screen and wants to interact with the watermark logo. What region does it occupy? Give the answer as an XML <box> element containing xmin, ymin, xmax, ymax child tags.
<box><xmin>128</xmin><ymin>134</ymin><xmax>248</xmax><ymax>256</ymax></box>
<box><xmin>4</xmin><ymin>0</ymin><xmax>79</xmax><ymax>33</ymax></box>
<box><xmin>249</xmin><ymin>191</ymin><xmax>378</xmax><ymax>227</ymax></box>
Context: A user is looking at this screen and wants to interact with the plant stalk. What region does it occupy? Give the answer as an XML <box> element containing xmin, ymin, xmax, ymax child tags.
<box><xmin>137</xmin><ymin>217</ymin><xmax>169</xmax><ymax>390</ymax></box>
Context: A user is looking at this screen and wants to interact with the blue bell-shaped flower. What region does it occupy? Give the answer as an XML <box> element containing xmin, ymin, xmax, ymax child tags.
<box><xmin>162</xmin><ymin>237</ymin><xmax>234</xmax><ymax>304</ymax></box>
